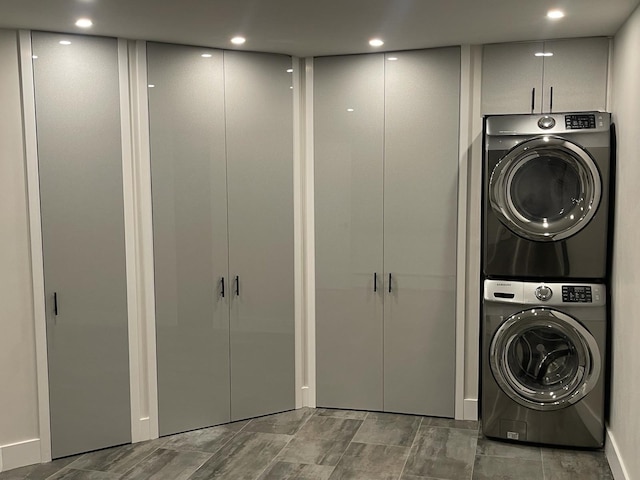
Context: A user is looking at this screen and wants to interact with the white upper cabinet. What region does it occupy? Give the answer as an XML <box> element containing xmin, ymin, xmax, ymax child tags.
<box><xmin>482</xmin><ymin>37</ymin><xmax>609</xmax><ymax>114</ymax></box>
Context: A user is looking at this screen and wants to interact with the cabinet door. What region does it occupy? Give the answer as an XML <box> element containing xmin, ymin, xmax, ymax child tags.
<box><xmin>314</xmin><ymin>54</ymin><xmax>385</xmax><ymax>411</ymax></box>
<box><xmin>33</xmin><ymin>32</ymin><xmax>131</xmax><ymax>458</ymax></box>
<box><xmin>542</xmin><ymin>37</ymin><xmax>609</xmax><ymax>113</ymax></box>
<box><xmin>224</xmin><ymin>51</ymin><xmax>295</xmax><ymax>421</ymax></box>
<box><xmin>383</xmin><ymin>48</ymin><xmax>460</xmax><ymax>416</ymax></box>
<box><xmin>148</xmin><ymin>43</ymin><xmax>231</xmax><ymax>435</ymax></box>
<box><xmin>482</xmin><ymin>42</ymin><xmax>544</xmax><ymax>114</ymax></box>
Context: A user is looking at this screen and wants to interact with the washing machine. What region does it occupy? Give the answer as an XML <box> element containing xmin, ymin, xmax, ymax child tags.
<box><xmin>482</xmin><ymin>279</ymin><xmax>606</xmax><ymax>448</ymax></box>
<box><xmin>483</xmin><ymin>112</ymin><xmax>612</xmax><ymax>280</ymax></box>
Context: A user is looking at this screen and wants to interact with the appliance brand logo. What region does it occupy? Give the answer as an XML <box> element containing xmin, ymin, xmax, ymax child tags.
<box><xmin>496</xmin><ymin>283</ymin><xmax>512</xmax><ymax>287</ymax></box>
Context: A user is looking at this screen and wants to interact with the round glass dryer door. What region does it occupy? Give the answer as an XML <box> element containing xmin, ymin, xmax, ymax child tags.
<box><xmin>489</xmin><ymin>308</ymin><xmax>601</xmax><ymax>411</ymax></box>
<box><xmin>489</xmin><ymin>136</ymin><xmax>601</xmax><ymax>241</ymax></box>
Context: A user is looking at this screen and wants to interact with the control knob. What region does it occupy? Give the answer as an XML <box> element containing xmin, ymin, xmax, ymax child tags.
<box><xmin>538</xmin><ymin>116</ymin><xmax>556</xmax><ymax>129</ymax></box>
<box><xmin>535</xmin><ymin>285</ymin><xmax>553</xmax><ymax>301</ymax></box>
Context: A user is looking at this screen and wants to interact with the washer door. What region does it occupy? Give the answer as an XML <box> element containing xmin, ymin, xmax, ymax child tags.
<box><xmin>490</xmin><ymin>308</ymin><xmax>601</xmax><ymax>411</ymax></box>
<box><xmin>489</xmin><ymin>135</ymin><xmax>601</xmax><ymax>241</ymax></box>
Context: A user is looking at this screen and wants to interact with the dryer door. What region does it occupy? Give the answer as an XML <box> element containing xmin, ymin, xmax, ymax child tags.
<box><xmin>489</xmin><ymin>135</ymin><xmax>601</xmax><ymax>241</ymax></box>
<box><xmin>489</xmin><ymin>308</ymin><xmax>601</xmax><ymax>411</ymax></box>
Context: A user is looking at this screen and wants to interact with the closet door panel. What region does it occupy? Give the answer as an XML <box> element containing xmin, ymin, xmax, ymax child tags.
<box><xmin>383</xmin><ymin>48</ymin><xmax>460</xmax><ymax>416</ymax></box>
<box><xmin>148</xmin><ymin>43</ymin><xmax>231</xmax><ymax>435</ymax></box>
<box><xmin>314</xmin><ymin>55</ymin><xmax>385</xmax><ymax>410</ymax></box>
<box><xmin>33</xmin><ymin>32</ymin><xmax>131</xmax><ymax>458</ymax></box>
<box><xmin>224</xmin><ymin>51</ymin><xmax>295</xmax><ymax>420</ymax></box>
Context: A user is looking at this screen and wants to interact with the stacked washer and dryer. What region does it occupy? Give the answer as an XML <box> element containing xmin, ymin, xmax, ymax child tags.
<box><xmin>481</xmin><ymin>112</ymin><xmax>613</xmax><ymax>448</ymax></box>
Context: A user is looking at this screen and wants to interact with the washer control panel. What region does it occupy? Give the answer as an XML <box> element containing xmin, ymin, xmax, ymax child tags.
<box><xmin>535</xmin><ymin>285</ymin><xmax>553</xmax><ymax>301</ymax></box>
<box><xmin>562</xmin><ymin>285</ymin><xmax>593</xmax><ymax>303</ymax></box>
<box><xmin>565</xmin><ymin>114</ymin><xmax>596</xmax><ymax>129</ymax></box>
<box><xmin>484</xmin><ymin>279</ymin><xmax>605</xmax><ymax>306</ymax></box>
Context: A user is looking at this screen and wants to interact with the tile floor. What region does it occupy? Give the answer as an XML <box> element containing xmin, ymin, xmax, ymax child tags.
<box><xmin>0</xmin><ymin>408</ymin><xmax>613</xmax><ymax>480</ymax></box>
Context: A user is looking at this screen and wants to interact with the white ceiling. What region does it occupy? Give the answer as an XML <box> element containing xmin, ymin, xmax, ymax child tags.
<box><xmin>0</xmin><ymin>0</ymin><xmax>639</xmax><ymax>57</ymax></box>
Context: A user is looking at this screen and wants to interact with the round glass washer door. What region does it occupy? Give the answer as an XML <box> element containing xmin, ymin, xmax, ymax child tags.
<box><xmin>490</xmin><ymin>308</ymin><xmax>601</xmax><ymax>411</ymax></box>
<box><xmin>489</xmin><ymin>135</ymin><xmax>601</xmax><ymax>241</ymax></box>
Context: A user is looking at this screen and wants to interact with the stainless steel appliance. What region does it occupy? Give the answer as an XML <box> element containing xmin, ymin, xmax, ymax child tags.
<box><xmin>482</xmin><ymin>279</ymin><xmax>606</xmax><ymax>448</ymax></box>
<box><xmin>483</xmin><ymin>112</ymin><xmax>612</xmax><ymax>280</ymax></box>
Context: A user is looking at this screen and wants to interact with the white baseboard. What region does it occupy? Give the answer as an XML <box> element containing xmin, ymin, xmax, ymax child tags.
<box><xmin>133</xmin><ymin>417</ymin><xmax>152</xmax><ymax>443</ymax></box>
<box><xmin>606</xmin><ymin>428</ymin><xmax>630</xmax><ymax>480</ymax></box>
<box><xmin>463</xmin><ymin>398</ymin><xmax>478</xmax><ymax>421</ymax></box>
<box><xmin>0</xmin><ymin>438</ymin><xmax>41</xmax><ymax>472</ymax></box>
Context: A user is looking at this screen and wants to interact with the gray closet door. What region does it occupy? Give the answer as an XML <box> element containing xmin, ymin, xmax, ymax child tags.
<box><xmin>224</xmin><ymin>51</ymin><xmax>295</xmax><ymax>420</ymax></box>
<box><xmin>314</xmin><ymin>55</ymin><xmax>385</xmax><ymax>411</ymax></box>
<box><xmin>147</xmin><ymin>43</ymin><xmax>231</xmax><ymax>435</ymax></box>
<box><xmin>32</xmin><ymin>32</ymin><xmax>131</xmax><ymax>458</ymax></box>
<box><xmin>383</xmin><ymin>48</ymin><xmax>460</xmax><ymax>416</ymax></box>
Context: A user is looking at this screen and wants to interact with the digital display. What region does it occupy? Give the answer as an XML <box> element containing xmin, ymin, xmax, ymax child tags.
<box><xmin>562</xmin><ymin>286</ymin><xmax>592</xmax><ymax>303</ymax></box>
<box><xmin>565</xmin><ymin>114</ymin><xmax>596</xmax><ymax>130</ymax></box>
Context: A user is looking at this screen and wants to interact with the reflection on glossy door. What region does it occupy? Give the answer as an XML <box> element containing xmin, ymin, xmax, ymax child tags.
<box><xmin>147</xmin><ymin>42</ymin><xmax>231</xmax><ymax>435</ymax></box>
<box><xmin>383</xmin><ymin>48</ymin><xmax>459</xmax><ymax>416</ymax></box>
<box><xmin>314</xmin><ymin>54</ymin><xmax>385</xmax><ymax>411</ymax></box>
<box><xmin>33</xmin><ymin>32</ymin><xmax>131</xmax><ymax>458</ymax></box>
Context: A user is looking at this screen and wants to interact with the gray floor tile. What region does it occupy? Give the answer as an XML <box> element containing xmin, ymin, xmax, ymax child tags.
<box><xmin>225</xmin><ymin>419</ymin><xmax>251</xmax><ymax>432</ymax></box>
<box><xmin>476</xmin><ymin>436</ymin><xmax>542</xmax><ymax>461</ymax></box>
<box><xmin>119</xmin><ymin>448</ymin><xmax>211</xmax><ymax>480</ymax></box>
<box><xmin>0</xmin><ymin>456</ymin><xmax>78</xmax><ymax>480</ymax></box>
<box><xmin>330</xmin><ymin>442</ymin><xmax>410</xmax><ymax>480</ymax></box>
<box><xmin>400</xmin><ymin>475</ymin><xmax>442</xmax><ymax>480</ymax></box>
<box><xmin>421</xmin><ymin>417</ymin><xmax>479</xmax><ymax>431</ymax></box>
<box><xmin>472</xmin><ymin>454</ymin><xmax>544</xmax><ymax>480</ymax></box>
<box><xmin>244</xmin><ymin>408</ymin><xmax>314</xmax><ymax>435</ymax></box>
<box><xmin>295</xmin><ymin>416</ymin><xmax>363</xmax><ymax>443</ymax></box>
<box><xmin>67</xmin><ymin>439</ymin><xmax>165</xmax><ymax>474</ymax></box>
<box><xmin>277</xmin><ymin>436</ymin><xmax>351</xmax><ymax>466</ymax></box>
<box><xmin>258</xmin><ymin>462</ymin><xmax>334</xmax><ymax>480</ymax></box>
<box><xmin>315</xmin><ymin>409</ymin><xmax>369</xmax><ymax>420</ymax></box>
<box><xmin>188</xmin><ymin>431</ymin><xmax>290</xmax><ymax>479</ymax></box>
<box><xmin>352</xmin><ymin>412</ymin><xmax>421</xmax><ymax>447</ymax></box>
<box><xmin>162</xmin><ymin>424</ymin><xmax>238</xmax><ymax>453</ymax></box>
<box><xmin>46</xmin><ymin>470</ymin><xmax>121</xmax><ymax>480</ymax></box>
<box><xmin>404</xmin><ymin>427</ymin><xmax>477</xmax><ymax>479</ymax></box>
<box><xmin>541</xmin><ymin>449</ymin><xmax>613</xmax><ymax>480</ymax></box>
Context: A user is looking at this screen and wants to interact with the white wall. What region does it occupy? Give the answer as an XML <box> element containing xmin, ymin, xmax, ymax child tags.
<box><xmin>0</xmin><ymin>28</ymin><xmax>40</xmax><ymax>449</ymax></box>
<box><xmin>609</xmin><ymin>6</ymin><xmax>640</xmax><ymax>480</ymax></box>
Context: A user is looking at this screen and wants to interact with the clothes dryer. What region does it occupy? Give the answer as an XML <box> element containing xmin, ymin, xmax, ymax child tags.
<box><xmin>483</xmin><ymin>112</ymin><xmax>612</xmax><ymax>280</ymax></box>
<box><xmin>482</xmin><ymin>279</ymin><xmax>606</xmax><ymax>448</ymax></box>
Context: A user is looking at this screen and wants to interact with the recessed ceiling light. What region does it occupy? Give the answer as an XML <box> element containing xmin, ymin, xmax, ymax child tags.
<box><xmin>286</xmin><ymin>68</ymin><xmax>293</xmax><ymax>73</ymax></box>
<box><xmin>231</xmin><ymin>36</ymin><xmax>246</xmax><ymax>45</ymax></box>
<box><xmin>59</xmin><ymin>40</ymin><xmax>71</xmax><ymax>45</ymax></box>
<box><xmin>32</xmin><ymin>55</ymin><xmax>38</xmax><ymax>59</ymax></box>
<box><xmin>201</xmin><ymin>53</ymin><xmax>212</xmax><ymax>58</ymax></box>
<box><xmin>547</xmin><ymin>9</ymin><xmax>565</xmax><ymax>19</ymax></box>
<box><xmin>369</xmin><ymin>38</ymin><xmax>384</xmax><ymax>47</ymax></box>
<box><xmin>148</xmin><ymin>84</ymin><xmax>155</xmax><ymax>88</ymax></box>
<box><xmin>347</xmin><ymin>108</ymin><xmax>355</xmax><ymax>112</ymax></box>
<box><xmin>534</xmin><ymin>52</ymin><xmax>554</xmax><ymax>57</ymax></box>
<box><xmin>75</xmin><ymin>18</ymin><xmax>93</xmax><ymax>28</ymax></box>
<box><xmin>387</xmin><ymin>57</ymin><xmax>398</xmax><ymax>61</ymax></box>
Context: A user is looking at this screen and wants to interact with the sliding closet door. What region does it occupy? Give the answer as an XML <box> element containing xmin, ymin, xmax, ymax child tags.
<box><xmin>383</xmin><ymin>48</ymin><xmax>460</xmax><ymax>416</ymax></box>
<box><xmin>147</xmin><ymin>42</ymin><xmax>231</xmax><ymax>435</ymax></box>
<box><xmin>33</xmin><ymin>32</ymin><xmax>131</xmax><ymax>458</ymax></box>
<box><xmin>314</xmin><ymin>54</ymin><xmax>385</xmax><ymax>411</ymax></box>
<box><xmin>224</xmin><ymin>51</ymin><xmax>295</xmax><ymax>420</ymax></box>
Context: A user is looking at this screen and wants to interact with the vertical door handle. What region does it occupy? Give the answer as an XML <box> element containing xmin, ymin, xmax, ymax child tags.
<box><xmin>388</xmin><ymin>273</ymin><xmax>392</xmax><ymax>293</ymax></box>
<box><xmin>374</xmin><ymin>272</ymin><xmax>377</xmax><ymax>292</ymax></box>
<box><xmin>53</xmin><ymin>292</ymin><xmax>58</xmax><ymax>316</ymax></box>
<box><xmin>531</xmin><ymin>87</ymin><xmax>536</xmax><ymax>113</ymax></box>
<box><xmin>549</xmin><ymin>86</ymin><xmax>554</xmax><ymax>113</ymax></box>
<box><xmin>235</xmin><ymin>276</ymin><xmax>240</xmax><ymax>296</ymax></box>
<box><xmin>221</xmin><ymin>277</ymin><xmax>225</xmax><ymax>298</ymax></box>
